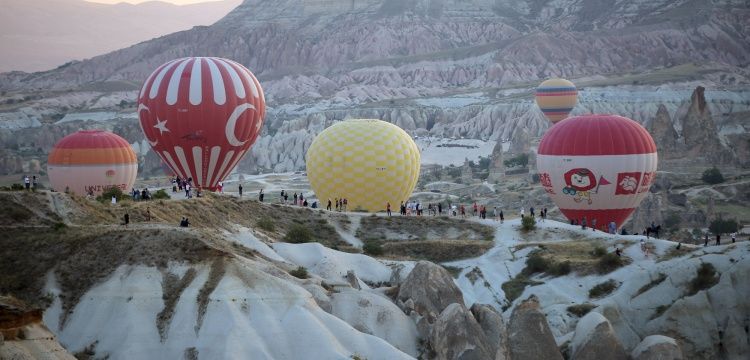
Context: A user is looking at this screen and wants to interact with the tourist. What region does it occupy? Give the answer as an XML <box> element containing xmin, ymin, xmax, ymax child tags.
<box><xmin>704</xmin><ymin>234</ymin><xmax>709</xmax><ymax>247</ymax></box>
<box><xmin>123</xmin><ymin>213</ymin><xmax>129</xmax><ymax>227</ymax></box>
<box><xmin>327</xmin><ymin>199</ymin><xmax>332</xmax><ymax>211</ymax></box>
<box><xmin>23</xmin><ymin>175</ymin><xmax>30</xmax><ymax>190</ymax></box>
<box><xmin>387</xmin><ymin>202</ymin><xmax>392</xmax><ymax>216</ymax></box>
<box><xmin>259</xmin><ymin>189</ymin><xmax>264</xmax><ymax>202</ymax></box>
<box><xmin>238</xmin><ymin>183</ymin><xmax>243</xmax><ymax>197</ymax></box>
<box><xmin>716</xmin><ymin>234</ymin><xmax>721</xmax><ymax>246</ymax></box>
<box><xmin>731</xmin><ymin>232</ymin><xmax>736</xmax><ymax>244</ymax></box>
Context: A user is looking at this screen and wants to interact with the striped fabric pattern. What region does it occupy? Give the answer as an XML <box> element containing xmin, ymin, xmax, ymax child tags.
<box><xmin>535</xmin><ymin>78</ymin><xmax>578</xmax><ymax>123</ymax></box>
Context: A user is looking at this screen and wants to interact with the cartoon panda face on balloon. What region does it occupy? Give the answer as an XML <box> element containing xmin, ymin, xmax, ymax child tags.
<box><xmin>137</xmin><ymin>57</ymin><xmax>265</xmax><ymax>190</ymax></box>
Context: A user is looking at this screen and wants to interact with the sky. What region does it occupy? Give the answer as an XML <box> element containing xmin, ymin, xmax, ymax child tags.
<box><xmin>87</xmin><ymin>0</ymin><xmax>225</xmax><ymax>4</ymax></box>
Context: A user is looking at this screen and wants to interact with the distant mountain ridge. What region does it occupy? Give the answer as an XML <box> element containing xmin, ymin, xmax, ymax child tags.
<box><xmin>0</xmin><ymin>0</ymin><xmax>242</xmax><ymax>73</ymax></box>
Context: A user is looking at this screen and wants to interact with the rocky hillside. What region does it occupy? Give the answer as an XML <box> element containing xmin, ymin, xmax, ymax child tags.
<box><xmin>0</xmin><ymin>190</ymin><xmax>748</xmax><ymax>359</ymax></box>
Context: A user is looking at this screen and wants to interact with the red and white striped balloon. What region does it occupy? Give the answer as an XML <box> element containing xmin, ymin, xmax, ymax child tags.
<box><xmin>138</xmin><ymin>57</ymin><xmax>265</xmax><ymax>190</ymax></box>
<box><xmin>536</xmin><ymin>114</ymin><xmax>658</xmax><ymax>229</ymax></box>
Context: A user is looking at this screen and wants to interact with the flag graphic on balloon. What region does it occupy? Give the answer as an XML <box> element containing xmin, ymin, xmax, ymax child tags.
<box><xmin>137</xmin><ymin>57</ymin><xmax>265</xmax><ymax>190</ymax></box>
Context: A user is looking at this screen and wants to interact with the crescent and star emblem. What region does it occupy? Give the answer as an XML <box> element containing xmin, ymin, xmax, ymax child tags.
<box><xmin>137</xmin><ymin>104</ymin><xmax>159</xmax><ymax>147</ymax></box>
<box><xmin>225</xmin><ymin>103</ymin><xmax>256</xmax><ymax>147</ymax></box>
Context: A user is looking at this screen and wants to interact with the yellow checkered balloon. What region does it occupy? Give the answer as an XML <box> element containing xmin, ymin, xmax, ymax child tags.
<box><xmin>306</xmin><ymin>119</ymin><xmax>421</xmax><ymax>212</ymax></box>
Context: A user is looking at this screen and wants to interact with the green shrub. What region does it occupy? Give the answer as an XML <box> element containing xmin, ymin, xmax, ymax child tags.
<box><xmin>549</xmin><ymin>261</ymin><xmax>572</xmax><ymax>276</ymax></box>
<box><xmin>567</xmin><ymin>303</ymin><xmax>597</xmax><ymax>317</ymax></box>
<box><xmin>524</xmin><ymin>251</ymin><xmax>550</xmax><ymax>274</ymax></box>
<box><xmin>256</xmin><ymin>217</ymin><xmax>275</xmax><ymax>232</ymax></box>
<box><xmin>596</xmin><ymin>253</ymin><xmax>625</xmax><ymax>274</ymax></box>
<box><xmin>591</xmin><ymin>246</ymin><xmax>607</xmax><ymax>257</ymax></box>
<box><xmin>11</xmin><ymin>183</ymin><xmax>25</xmax><ymax>191</ymax></box>
<box><xmin>363</xmin><ymin>241</ymin><xmax>383</xmax><ymax>256</ymax></box>
<box><xmin>701</xmin><ymin>167</ymin><xmax>724</xmax><ymax>184</ymax></box>
<box><xmin>52</xmin><ymin>222</ymin><xmax>67</xmax><ymax>231</ymax></box>
<box><xmin>152</xmin><ymin>189</ymin><xmax>170</xmax><ymax>199</ymax></box>
<box><xmin>7</xmin><ymin>207</ymin><xmax>31</xmax><ymax>222</ymax></box>
<box><xmin>290</xmin><ymin>266</ymin><xmax>309</xmax><ymax>279</ymax></box>
<box><xmin>589</xmin><ymin>279</ymin><xmax>619</xmax><ymax>298</ymax></box>
<box><xmin>284</xmin><ymin>224</ymin><xmax>313</xmax><ymax>243</ymax></box>
<box><xmin>687</xmin><ymin>263</ymin><xmax>719</xmax><ymax>296</ymax></box>
<box><xmin>708</xmin><ymin>218</ymin><xmax>739</xmax><ymax>236</ymax></box>
<box><xmin>97</xmin><ymin>186</ymin><xmax>126</xmax><ymax>202</ymax></box>
<box><xmin>521</xmin><ymin>215</ymin><xmax>536</xmax><ymax>231</ymax></box>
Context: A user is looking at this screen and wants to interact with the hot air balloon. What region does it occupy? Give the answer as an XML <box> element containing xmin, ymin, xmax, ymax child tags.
<box><xmin>536</xmin><ymin>114</ymin><xmax>657</xmax><ymax>229</ymax></box>
<box><xmin>306</xmin><ymin>119</ymin><xmax>420</xmax><ymax>212</ymax></box>
<box><xmin>535</xmin><ymin>78</ymin><xmax>578</xmax><ymax>123</ymax></box>
<box><xmin>47</xmin><ymin>130</ymin><xmax>138</xmax><ymax>196</ymax></box>
<box><xmin>137</xmin><ymin>57</ymin><xmax>265</xmax><ymax>191</ymax></box>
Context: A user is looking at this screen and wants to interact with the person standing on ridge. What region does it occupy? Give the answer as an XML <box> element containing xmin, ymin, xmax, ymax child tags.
<box><xmin>238</xmin><ymin>183</ymin><xmax>243</xmax><ymax>197</ymax></box>
<box><xmin>704</xmin><ymin>233</ymin><xmax>709</xmax><ymax>246</ymax></box>
<box><xmin>23</xmin><ymin>175</ymin><xmax>30</xmax><ymax>190</ymax></box>
<box><xmin>716</xmin><ymin>233</ymin><xmax>721</xmax><ymax>246</ymax></box>
<box><xmin>327</xmin><ymin>199</ymin><xmax>332</xmax><ymax>211</ymax></box>
<box><xmin>520</xmin><ymin>208</ymin><xmax>525</xmax><ymax>219</ymax></box>
<box><xmin>592</xmin><ymin>218</ymin><xmax>597</xmax><ymax>231</ymax></box>
<box><xmin>530</xmin><ymin>207</ymin><xmax>535</xmax><ymax>217</ymax></box>
<box><xmin>387</xmin><ymin>202</ymin><xmax>392</xmax><ymax>216</ymax></box>
<box><xmin>731</xmin><ymin>232</ymin><xmax>736</xmax><ymax>244</ymax></box>
<box><xmin>294</xmin><ymin>192</ymin><xmax>298</xmax><ymax>205</ymax></box>
<box><xmin>259</xmin><ymin>189</ymin><xmax>264</xmax><ymax>202</ymax></box>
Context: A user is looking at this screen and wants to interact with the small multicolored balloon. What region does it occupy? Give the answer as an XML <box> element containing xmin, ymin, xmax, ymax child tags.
<box><xmin>535</xmin><ymin>78</ymin><xmax>578</xmax><ymax>123</ymax></box>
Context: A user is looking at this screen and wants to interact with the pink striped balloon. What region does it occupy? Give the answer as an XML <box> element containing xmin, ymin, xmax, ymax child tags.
<box><xmin>137</xmin><ymin>57</ymin><xmax>265</xmax><ymax>190</ymax></box>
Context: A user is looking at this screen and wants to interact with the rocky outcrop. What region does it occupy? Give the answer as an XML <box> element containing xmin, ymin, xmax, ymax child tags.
<box><xmin>488</xmin><ymin>140</ymin><xmax>505</xmax><ymax>182</ymax></box>
<box><xmin>397</xmin><ymin>261</ymin><xmax>463</xmax><ymax>319</ymax></box>
<box><xmin>570</xmin><ymin>312</ymin><xmax>628</xmax><ymax>360</ymax></box>
<box><xmin>680</xmin><ymin>86</ymin><xmax>730</xmax><ymax>163</ymax></box>
<box><xmin>508</xmin><ymin>295</ymin><xmax>563</xmax><ymax>360</ymax></box>
<box><xmin>461</xmin><ymin>158</ymin><xmax>473</xmax><ymax>183</ymax></box>
<box><xmin>470</xmin><ymin>303</ymin><xmax>509</xmax><ymax>360</ymax></box>
<box><xmin>625</xmin><ymin>192</ymin><xmax>665</xmax><ymax>234</ymax></box>
<box><xmin>0</xmin><ymin>296</ymin><xmax>75</xmax><ymax>360</ymax></box>
<box><xmin>631</xmin><ymin>335</ymin><xmax>684</xmax><ymax>360</ymax></box>
<box><xmin>649</xmin><ymin>104</ymin><xmax>679</xmax><ymax>157</ymax></box>
<box><xmin>509</xmin><ymin>127</ymin><xmax>530</xmax><ymax>156</ymax></box>
<box><xmin>430</xmin><ymin>303</ymin><xmax>494</xmax><ymax>360</ymax></box>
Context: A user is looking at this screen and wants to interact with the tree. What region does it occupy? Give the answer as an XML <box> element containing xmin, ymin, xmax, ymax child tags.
<box><xmin>709</xmin><ymin>218</ymin><xmax>739</xmax><ymax>235</ymax></box>
<box><xmin>702</xmin><ymin>167</ymin><xmax>724</xmax><ymax>184</ymax></box>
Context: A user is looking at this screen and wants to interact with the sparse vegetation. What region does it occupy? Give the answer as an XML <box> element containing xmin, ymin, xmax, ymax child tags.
<box><xmin>362</xmin><ymin>241</ymin><xmax>384</xmax><ymax>256</ymax></box>
<box><xmin>521</xmin><ymin>215</ymin><xmax>536</xmax><ymax>231</ymax></box>
<box><xmin>290</xmin><ymin>266</ymin><xmax>309</xmax><ymax>279</ymax></box>
<box><xmin>256</xmin><ymin>217</ymin><xmax>276</xmax><ymax>232</ymax></box>
<box><xmin>504</xmin><ymin>153</ymin><xmax>529</xmax><ymax>168</ymax></box>
<box><xmin>152</xmin><ymin>189</ymin><xmax>170</xmax><ymax>199</ymax></box>
<box><xmin>501</xmin><ymin>274</ymin><xmax>543</xmax><ymax>308</ymax></box>
<box><xmin>596</xmin><ymin>253</ymin><xmax>626</xmax><ymax>274</ymax></box>
<box><xmin>651</xmin><ymin>304</ymin><xmax>670</xmax><ymax>320</ymax></box>
<box><xmin>701</xmin><ymin>167</ymin><xmax>724</xmax><ymax>184</ymax></box>
<box><xmin>634</xmin><ymin>273</ymin><xmax>667</xmax><ymax>298</ymax></box>
<box><xmin>591</xmin><ymin>246</ymin><xmax>607</xmax><ymax>257</ymax></box>
<box><xmin>284</xmin><ymin>224</ymin><xmax>313</xmax><ymax>243</ymax></box>
<box><xmin>523</xmin><ymin>250</ymin><xmax>571</xmax><ymax>276</ymax></box>
<box><xmin>663</xmin><ymin>211</ymin><xmax>682</xmax><ymax>233</ymax></box>
<box><xmin>567</xmin><ymin>303</ymin><xmax>597</xmax><ymax>317</ymax></box>
<box><xmin>357</xmin><ymin>215</ymin><xmax>494</xmax><ymax>241</ymax></box>
<box><xmin>53</xmin><ymin>222</ymin><xmax>67</xmax><ymax>231</ymax></box>
<box><xmin>442</xmin><ymin>265</ymin><xmax>463</xmax><ymax>278</ymax></box>
<box><xmin>381</xmin><ymin>240</ymin><xmax>493</xmax><ymax>262</ymax></box>
<box><xmin>589</xmin><ymin>279</ymin><xmax>620</xmax><ymax>298</ymax></box>
<box><xmin>687</xmin><ymin>262</ymin><xmax>719</xmax><ymax>296</ymax></box>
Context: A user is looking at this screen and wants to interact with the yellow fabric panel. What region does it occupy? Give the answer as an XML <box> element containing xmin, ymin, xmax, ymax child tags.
<box><xmin>305</xmin><ymin>119</ymin><xmax>421</xmax><ymax>212</ymax></box>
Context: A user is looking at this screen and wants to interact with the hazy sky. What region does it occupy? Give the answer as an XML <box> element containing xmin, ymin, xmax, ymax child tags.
<box><xmin>87</xmin><ymin>0</ymin><xmax>226</xmax><ymax>4</ymax></box>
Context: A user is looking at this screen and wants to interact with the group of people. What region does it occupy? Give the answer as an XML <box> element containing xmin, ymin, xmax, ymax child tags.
<box><xmin>22</xmin><ymin>175</ymin><xmax>39</xmax><ymax>190</ymax></box>
<box><xmin>569</xmin><ymin>216</ymin><xmax>617</xmax><ymax>234</ymax></box>
<box><xmin>171</xmin><ymin>176</ymin><xmax>202</xmax><ymax>199</ymax></box>
<box><xmin>325</xmin><ymin>198</ymin><xmax>347</xmax><ymax>211</ymax></box>
<box><xmin>130</xmin><ymin>187</ymin><xmax>152</xmax><ymax>201</ymax></box>
<box><xmin>520</xmin><ymin>206</ymin><xmax>548</xmax><ymax>222</ymax></box>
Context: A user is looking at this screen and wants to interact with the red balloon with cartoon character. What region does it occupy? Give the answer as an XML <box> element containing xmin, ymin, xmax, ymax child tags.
<box><xmin>137</xmin><ymin>57</ymin><xmax>265</xmax><ymax>191</ymax></box>
<box><xmin>536</xmin><ymin>114</ymin><xmax>657</xmax><ymax>230</ymax></box>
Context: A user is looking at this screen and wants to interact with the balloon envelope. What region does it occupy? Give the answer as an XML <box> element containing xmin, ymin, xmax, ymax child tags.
<box><xmin>536</xmin><ymin>115</ymin><xmax>657</xmax><ymax>229</ymax></box>
<box><xmin>535</xmin><ymin>78</ymin><xmax>578</xmax><ymax>123</ymax></box>
<box><xmin>47</xmin><ymin>130</ymin><xmax>138</xmax><ymax>195</ymax></box>
<box><xmin>305</xmin><ymin>119</ymin><xmax>421</xmax><ymax>212</ymax></box>
<box><xmin>137</xmin><ymin>57</ymin><xmax>265</xmax><ymax>191</ymax></box>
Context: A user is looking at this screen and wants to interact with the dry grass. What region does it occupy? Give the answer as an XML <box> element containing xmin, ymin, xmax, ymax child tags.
<box><xmin>379</xmin><ymin>239</ymin><xmax>494</xmax><ymax>262</ymax></box>
<box><xmin>515</xmin><ymin>240</ymin><xmax>630</xmax><ymax>275</ymax></box>
<box><xmin>157</xmin><ymin>268</ymin><xmax>197</xmax><ymax>341</ymax></box>
<box><xmin>356</xmin><ymin>215</ymin><xmax>495</xmax><ymax>241</ymax></box>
